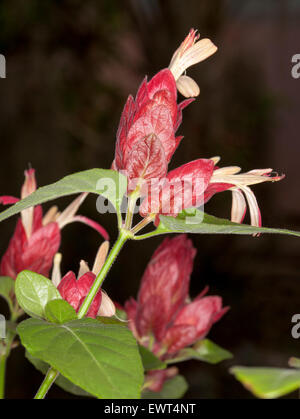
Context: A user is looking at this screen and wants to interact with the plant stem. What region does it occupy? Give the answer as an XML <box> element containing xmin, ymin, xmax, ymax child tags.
<box><xmin>0</xmin><ymin>315</ymin><xmax>19</xmax><ymax>399</ymax></box>
<box><xmin>34</xmin><ymin>367</ymin><xmax>59</xmax><ymax>399</ymax></box>
<box><xmin>0</xmin><ymin>355</ymin><xmax>6</xmax><ymax>399</ymax></box>
<box><xmin>78</xmin><ymin>228</ymin><xmax>130</xmax><ymax>318</ymax></box>
<box><xmin>124</xmin><ymin>191</ymin><xmax>139</xmax><ymax>230</ymax></box>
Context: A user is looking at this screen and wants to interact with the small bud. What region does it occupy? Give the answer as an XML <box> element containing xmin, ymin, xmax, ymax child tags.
<box><xmin>21</xmin><ymin>169</ymin><xmax>37</xmax><ymax>200</ymax></box>
<box><xmin>20</xmin><ymin>169</ymin><xmax>37</xmax><ymax>238</ymax></box>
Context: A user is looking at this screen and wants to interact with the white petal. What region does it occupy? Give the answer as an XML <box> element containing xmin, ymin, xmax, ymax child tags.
<box><xmin>246</xmin><ymin>168</ymin><xmax>272</xmax><ymax>176</ymax></box>
<box><xmin>98</xmin><ymin>290</ymin><xmax>116</xmax><ymax>317</ymax></box>
<box><xmin>211</xmin><ymin>172</ymin><xmax>276</xmax><ymax>186</ymax></box>
<box><xmin>170</xmin><ymin>38</ymin><xmax>217</xmax><ymax>80</ymax></box>
<box><xmin>212</xmin><ymin>166</ymin><xmax>241</xmax><ymax>177</ymax></box>
<box><xmin>231</xmin><ymin>189</ymin><xmax>247</xmax><ymax>223</ymax></box>
<box><xmin>184</xmin><ymin>38</ymin><xmax>217</xmax><ymax>66</ymax></box>
<box><xmin>176</xmin><ymin>75</ymin><xmax>200</xmax><ymax>98</ymax></box>
<box><xmin>210</xmin><ymin>156</ymin><xmax>221</xmax><ymax>165</ymax></box>
<box><xmin>78</xmin><ymin>260</ymin><xmax>90</xmax><ymax>277</ymax></box>
<box><xmin>51</xmin><ymin>253</ymin><xmax>62</xmax><ymax>287</ymax></box>
<box><xmin>239</xmin><ymin>185</ymin><xmax>261</xmax><ymax>228</ymax></box>
<box><xmin>92</xmin><ymin>241</ymin><xmax>109</xmax><ymax>275</ymax></box>
<box><xmin>42</xmin><ymin>205</ymin><xmax>59</xmax><ymax>226</ymax></box>
<box><xmin>56</xmin><ymin>192</ymin><xmax>88</xmax><ymax>229</ymax></box>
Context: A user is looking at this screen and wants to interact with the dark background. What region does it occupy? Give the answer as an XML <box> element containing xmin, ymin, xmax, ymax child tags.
<box><xmin>0</xmin><ymin>0</ymin><xmax>300</xmax><ymax>399</ymax></box>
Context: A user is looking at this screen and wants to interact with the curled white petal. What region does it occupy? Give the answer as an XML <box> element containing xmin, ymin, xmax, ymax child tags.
<box><xmin>231</xmin><ymin>189</ymin><xmax>247</xmax><ymax>224</ymax></box>
<box><xmin>176</xmin><ymin>75</ymin><xmax>200</xmax><ymax>98</ymax></box>
<box><xmin>239</xmin><ymin>185</ymin><xmax>261</xmax><ymax>228</ymax></box>
<box><xmin>170</xmin><ymin>38</ymin><xmax>217</xmax><ymax>80</ymax></box>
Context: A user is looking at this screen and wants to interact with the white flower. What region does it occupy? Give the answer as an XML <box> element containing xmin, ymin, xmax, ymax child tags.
<box><xmin>169</xmin><ymin>29</ymin><xmax>218</xmax><ymax>97</ymax></box>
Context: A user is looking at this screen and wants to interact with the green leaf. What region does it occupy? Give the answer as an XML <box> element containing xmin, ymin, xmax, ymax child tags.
<box><xmin>25</xmin><ymin>351</ymin><xmax>92</xmax><ymax>397</ymax></box>
<box><xmin>45</xmin><ymin>299</ymin><xmax>78</xmax><ymax>324</ymax></box>
<box><xmin>142</xmin><ymin>375</ymin><xmax>188</xmax><ymax>399</ymax></box>
<box><xmin>96</xmin><ymin>316</ymin><xmax>127</xmax><ymax>326</ymax></box>
<box><xmin>0</xmin><ymin>276</ymin><xmax>15</xmax><ymax>312</ymax></box>
<box><xmin>15</xmin><ymin>271</ymin><xmax>61</xmax><ymax>319</ymax></box>
<box><xmin>138</xmin><ymin>345</ymin><xmax>166</xmax><ymax>371</ymax></box>
<box><xmin>18</xmin><ymin>318</ymin><xmax>144</xmax><ymax>399</ymax></box>
<box><xmin>0</xmin><ymin>169</ymin><xmax>126</xmax><ymax>223</ymax></box>
<box><xmin>231</xmin><ymin>366</ymin><xmax>300</xmax><ymax>398</ymax></box>
<box><xmin>135</xmin><ymin>209</ymin><xmax>300</xmax><ymax>239</ymax></box>
<box><xmin>166</xmin><ymin>339</ymin><xmax>232</xmax><ymax>365</ymax></box>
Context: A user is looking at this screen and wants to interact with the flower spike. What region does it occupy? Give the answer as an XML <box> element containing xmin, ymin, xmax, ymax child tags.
<box><xmin>0</xmin><ymin>170</ymin><xmax>108</xmax><ymax>279</ymax></box>
<box><xmin>123</xmin><ymin>235</ymin><xmax>228</xmax><ymax>391</ymax></box>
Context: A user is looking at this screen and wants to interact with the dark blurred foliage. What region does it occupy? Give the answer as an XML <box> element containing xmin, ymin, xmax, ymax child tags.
<box><xmin>0</xmin><ymin>0</ymin><xmax>300</xmax><ymax>399</ymax></box>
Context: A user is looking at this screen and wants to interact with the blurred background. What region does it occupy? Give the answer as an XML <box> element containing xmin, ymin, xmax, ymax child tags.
<box><xmin>0</xmin><ymin>0</ymin><xmax>300</xmax><ymax>398</ymax></box>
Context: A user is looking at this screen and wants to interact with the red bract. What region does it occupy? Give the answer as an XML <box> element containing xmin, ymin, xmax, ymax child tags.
<box><xmin>57</xmin><ymin>271</ymin><xmax>101</xmax><ymax>318</ymax></box>
<box><xmin>0</xmin><ymin>169</ymin><xmax>108</xmax><ymax>279</ymax></box>
<box><xmin>135</xmin><ymin>235</ymin><xmax>196</xmax><ymax>341</ymax></box>
<box><xmin>162</xmin><ymin>295</ymin><xmax>228</xmax><ymax>354</ymax></box>
<box><xmin>139</xmin><ymin>158</ymin><xmax>215</xmax><ymax>220</ymax></box>
<box><xmin>112</xmin><ymin>69</ymin><xmax>194</xmax><ymax>192</ymax></box>
<box><xmin>0</xmin><ymin>205</ymin><xmax>60</xmax><ymax>279</ymax></box>
<box><xmin>124</xmin><ymin>235</ymin><xmax>228</xmax><ymax>360</ymax></box>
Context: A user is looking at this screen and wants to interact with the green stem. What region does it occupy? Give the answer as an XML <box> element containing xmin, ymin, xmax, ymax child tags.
<box><xmin>133</xmin><ymin>231</ymin><xmax>162</xmax><ymax>240</ymax></box>
<box><xmin>124</xmin><ymin>191</ymin><xmax>139</xmax><ymax>230</ymax></box>
<box><xmin>78</xmin><ymin>228</ymin><xmax>130</xmax><ymax>318</ymax></box>
<box><xmin>116</xmin><ymin>206</ymin><xmax>124</xmax><ymax>230</ymax></box>
<box><xmin>34</xmin><ymin>367</ymin><xmax>59</xmax><ymax>399</ymax></box>
<box><xmin>0</xmin><ymin>355</ymin><xmax>6</xmax><ymax>399</ymax></box>
<box><xmin>0</xmin><ymin>312</ymin><xmax>19</xmax><ymax>399</ymax></box>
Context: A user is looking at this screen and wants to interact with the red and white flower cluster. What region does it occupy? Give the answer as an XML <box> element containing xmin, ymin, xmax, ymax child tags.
<box><xmin>124</xmin><ymin>235</ymin><xmax>228</xmax><ymax>391</ymax></box>
<box><xmin>112</xmin><ymin>29</ymin><xmax>284</xmax><ymax>228</ymax></box>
